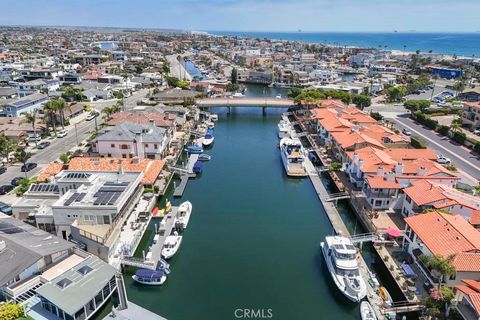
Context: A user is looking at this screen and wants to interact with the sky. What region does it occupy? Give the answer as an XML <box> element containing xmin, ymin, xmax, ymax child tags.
<box><xmin>1</xmin><ymin>0</ymin><xmax>479</xmax><ymax>32</ymax></box>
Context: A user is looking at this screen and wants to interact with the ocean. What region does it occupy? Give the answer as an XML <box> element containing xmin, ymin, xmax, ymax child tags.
<box><xmin>208</xmin><ymin>31</ymin><xmax>480</xmax><ymax>57</ymax></box>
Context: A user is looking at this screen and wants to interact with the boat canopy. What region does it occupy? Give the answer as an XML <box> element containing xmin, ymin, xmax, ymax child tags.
<box><xmin>135</xmin><ymin>268</ymin><xmax>165</xmax><ymax>279</ymax></box>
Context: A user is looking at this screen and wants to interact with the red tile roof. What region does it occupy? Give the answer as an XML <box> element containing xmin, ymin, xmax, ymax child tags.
<box><xmin>366</xmin><ymin>176</ymin><xmax>400</xmax><ymax>189</ymax></box>
<box><xmin>106</xmin><ymin>112</ymin><xmax>174</xmax><ymax>128</ymax></box>
<box><xmin>405</xmin><ymin>211</ymin><xmax>480</xmax><ymax>257</ymax></box>
<box><xmin>68</xmin><ymin>157</ymin><xmax>165</xmax><ymax>185</ymax></box>
<box><xmin>453</xmin><ymin>253</ymin><xmax>480</xmax><ymax>272</ymax></box>
<box><xmin>37</xmin><ymin>163</ymin><xmax>65</xmax><ymax>182</ymax></box>
<box><xmin>456</xmin><ymin>280</ymin><xmax>480</xmax><ymax>315</ymax></box>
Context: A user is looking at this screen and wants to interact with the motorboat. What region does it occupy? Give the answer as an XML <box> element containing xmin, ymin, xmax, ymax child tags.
<box><xmin>185</xmin><ymin>145</ymin><xmax>203</xmax><ymax>154</ymax></box>
<box><xmin>193</xmin><ymin>160</ymin><xmax>202</xmax><ymax>173</ymax></box>
<box><xmin>176</xmin><ymin>201</ymin><xmax>192</xmax><ymax>229</ymax></box>
<box><xmin>162</xmin><ymin>234</ymin><xmax>183</xmax><ymax>259</ymax></box>
<box><xmin>198</xmin><ymin>153</ymin><xmax>211</xmax><ymax>161</ymax></box>
<box><xmin>379</xmin><ymin>287</ymin><xmax>393</xmax><ymax>307</ymax></box>
<box><xmin>210</xmin><ymin>114</ymin><xmax>218</xmax><ymax>122</ymax></box>
<box><xmin>278</xmin><ymin>119</ymin><xmax>291</xmax><ymax>138</ymax></box>
<box><xmin>232</xmin><ymin>92</ymin><xmax>244</xmax><ymax>97</ymax></box>
<box><xmin>205</xmin><ymin>121</ymin><xmax>215</xmax><ymax>129</ymax></box>
<box><xmin>279</xmin><ymin>137</ymin><xmax>308</xmax><ymax>177</ymax></box>
<box><xmin>360</xmin><ymin>301</ymin><xmax>377</xmax><ymax>320</ymax></box>
<box><xmin>320</xmin><ymin>235</ymin><xmax>367</xmax><ymax>302</ymax></box>
<box><xmin>132</xmin><ymin>259</ymin><xmax>170</xmax><ymax>285</ymax></box>
<box><xmin>275</xmin><ymin>94</ymin><xmax>282</xmax><ymax>99</ymax></box>
<box><xmin>203</xmin><ymin>133</ymin><xmax>214</xmax><ymax>146</ymax></box>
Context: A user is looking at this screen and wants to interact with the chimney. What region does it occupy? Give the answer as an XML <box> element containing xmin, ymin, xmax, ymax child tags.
<box><xmin>395</xmin><ymin>162</ymin><xmax>404</xmax><ymax>175</ymax></box>
<box><xmin>357</xmin><ymin>159</ymin><xmax>364</xmax><ymax>179</ymax></box>
<box><xmin>386</xmin><ymin>171</ymin><xmax>395</xmax><ymax>181</ymax></box>
<box><xmin>417</xmin><ymin>166</ymin><xmax>426</xmax><ymax>176</ymax></box>
<box><xmin>376</xmin><ymin>166</ymin><xmax>385</xmax><ymax>177</ymax></box>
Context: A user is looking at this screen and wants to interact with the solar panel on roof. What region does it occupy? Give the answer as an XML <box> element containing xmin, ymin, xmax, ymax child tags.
<box><xmin>0</xmin><ymin>221</ymin><xmax>24</xmax><ymax>234</ymax></box>
<box><xmin>108</xmin><ymin>193</ymin><xmax>121</xmax><ymax>205</ymax></box>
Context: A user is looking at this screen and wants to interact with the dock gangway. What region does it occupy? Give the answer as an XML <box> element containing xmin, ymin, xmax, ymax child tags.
<box><xmin>350</xmin><ymin>232</ymin><xmax>378</xmax><ymax>244</ymax></box>
<box><xmin>120</xmin><ymin>256</ymin><xmax>156</xmax><ymax>270</ymax></box>
<box><xmin>325</xmin><ymin>192</ymin><xmax>351</xmax><ymax>202</ymax></box>
<box><xmin>382</xmin><ymin>301</ymin><xmax>425</xmax><ymax>314</ymax></box>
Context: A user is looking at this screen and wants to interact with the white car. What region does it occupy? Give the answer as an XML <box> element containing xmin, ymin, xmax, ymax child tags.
<box><xmin>437</xmin><ymin>156</ymin><xmax>451</xmax><ymax>164</ymax></box>
<box><xmin>57</xmin><ymin>129</ymin><xmax>67</xmax><ymax>138</ymax></box>
<box><xmin>474</xmin><ymin>129</ymin><xmax>480</xmax><ymax>136</ymax></box>
<box><xmin>86</xmin><ymin>112</ymin><xmax>98</xmax><ymax>121</ymax></box>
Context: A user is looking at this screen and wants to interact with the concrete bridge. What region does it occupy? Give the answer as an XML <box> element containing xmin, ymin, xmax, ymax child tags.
<box><xmin>196</xmin><ymin>97</ymin><xmax>296</xmax><ymax>111</ymax></box>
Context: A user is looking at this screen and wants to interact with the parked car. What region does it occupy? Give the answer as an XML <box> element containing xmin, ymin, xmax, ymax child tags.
<box><xmin>0</xmin><ymin>201</ymin><xmax>12</xmax><ymax>215</ymax></box>
<box><xmin>11</xmin><ymin>177</ymin><xmax>23</xmax><ymax>186</ymax></box>
<box><xmin>21</xmin><ymin>162</ymin><xmax>37</xmax><ymax>172</ymax></box>
<box><xmin>86</xmin><ymin>112</ymin><xmax>98</xmax><ymax>121</ymax></box>
<box><xmin>437</xmin><ymin>155</ymin><xmax>451</xmax><ymax>164</ymax></box>
<box><xmin>37</xmin><ymin>141</ymin><xmax>51</xmax><ymax>149</ymax></box>
<box><xmin>402</xmin><ymin>128</ymin><xmax>412</xmax><ymax>136</ymax></box>
<box><xmin>0</xmin><ymin>167</ymin><xmax>6</xmax><ymax>175</ymax></box>
<box><xmin>57</xmin><ymin>129</ymin><xmax>67</xmax><ymax>138</ymax></box>
<box><xmin>0</xmin><ymin>185</ymin><xmax>14</xmax><ymax>195</ymax></box>
<box><xmin>474</xmin><ymin>129</ymin><xmax>480</xmax><ymax>136</ymax></box>
<box><xmin>28</xmin><ymin>134</ymin><xmax>42</xmax><ymax>142</ymax></box>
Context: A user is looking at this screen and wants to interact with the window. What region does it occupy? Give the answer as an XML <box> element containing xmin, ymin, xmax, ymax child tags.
<box><xmin>406</xmin><ymin>196</ymin><xmax>411</xmax><ymax>204</ymax></box>
<box><xmin>145</xmin><ymin>144</ymin><xmax>149</xmax><ymax>147</ymax></box>
<box><xmin>120</xmin><ymin>144</ymin><xmax>129</xmax><ymax>150</ymax></box>
<box><xmin>111</xmin><ymin>144</ymin><xmax>115</xmax><ymax>148</ymax></box>
<box><xmin>154</xmin><ymin>144</ymin><xmax>158</xmax><ymax>149</ymax></box>
<box><xmin>78</xmin><ymin>265</ymin><xmax>93</xmax><ymax>276</ymax></box>
<box><xmin>375</xmin><ymin>200</ymin><xmax>382</xmax><ymax>207</ymax></box>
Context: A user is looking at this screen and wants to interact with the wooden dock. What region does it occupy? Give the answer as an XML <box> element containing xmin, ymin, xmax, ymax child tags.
<box><xmin>173</xmin><ymin>173</ymin><xmax>196</xmax><ymax>197</ymax></box>
<box><xmin>286</xmin><ymin>116</ymin><xmax>386</xmax><ymax>319</ymax></box>
<box><xmin>121</xmin><ymin>207</ymin><xmax>179</xmax><ymax>270</ymax></box>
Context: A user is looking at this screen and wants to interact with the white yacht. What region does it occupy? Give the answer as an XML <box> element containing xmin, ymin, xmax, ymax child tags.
<box><xmin>279</xmin><ymin>137</ymin><xmax>308</xmax><ymax>177</ymax></box>
<box><xmin>176</xmin><ymin>201</ymin><xmax>193</xmax><ymax>229</ymax></box>
<box><xmin>278</xmin><ymin>119</ymin><xmax>291</xmax><ymax>138</ymax></box>
<box><xmin>202</xmin><ymin>134</ymin><xmax>214</xmax><ymax>146</ymax></box>
<box><xmin>320</xmin><ymin>235</ymin><xmax>367</xmax><ymax>302</ymax></box>
<box><xmin>162</xmin><ymin>234</ymin><xmax>183</xmax><ymax>259</ymax></box>
<box><xmin>210</xmin><ymin>114</ymin><xmax>218</xmax><ymax>122</ymax></box>
<box><xmin>360</xmin><ymin>301</ymin><xmax>377</xmax><ymax>320</ymax></box>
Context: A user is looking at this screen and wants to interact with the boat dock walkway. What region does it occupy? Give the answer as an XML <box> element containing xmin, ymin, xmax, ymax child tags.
<box><xmin>121</xmin><ymin>207</ymin><xmax>178</xmax><ymax>270</ymax></box>
<box><xmin>287</xmin><ymin>117</ymin><xmax>386</xmax><ymax>319</ymax></box>
<box><xmin>173</xmin><ymin>153</ymin><xmax>199</xmax><ymax>197</ymax></box>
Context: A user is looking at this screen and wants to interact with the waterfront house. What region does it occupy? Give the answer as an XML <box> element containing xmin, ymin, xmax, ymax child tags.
<box><xmin>402</xmin><ymin>211</ymin><xmax>480</xmax><ymax>287</ymax></box>
<box><xmin>461</xmin><ymin>102</ymin><xmax>480</xmax><ymax>130</ymax></box>
<box><xmin>0</xmin><ymin>92</ymin><xmax>48</xmax><ymax>117</ymax></box>
<box><xmin>92</xmin><ymin>122</ymin><xmax>169</xmax><ymax>160</ymax></box>
<box><xmin>0</xmin><ymin>214</ymin><xmax>117</xmax><ymax>320</ymax></box>
<box><xmin>402</xmin><ymin>180</ymin><xmax>480</xmax><ymax>221</ymax></box>
<box><xmin>455</xmin><ymin>279</ymin><xmax>480</xmax><ymax>320</ymax></box>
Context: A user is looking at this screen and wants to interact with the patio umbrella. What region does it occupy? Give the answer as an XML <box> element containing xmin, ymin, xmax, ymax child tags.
<box><xmin>387</xmin><ymin>226</ymin><xmax>402</xmax><ymax>237</ymax></box>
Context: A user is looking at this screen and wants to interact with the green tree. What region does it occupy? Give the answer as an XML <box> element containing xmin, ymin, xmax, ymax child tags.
<box><xmin>404</xmin><ymin>100</ymin><xmax>431</xmax><ymax>113</ymax></box>
<box><xmin>14</xmin><ymin>149</ymin><xmax>30</xmax><ymax>177</ymax></box>
<box><xmin>43</xmin><ymin>100</ymin><xmax>58</xmax><ymax>135</ymax></box>
<box><xmin>21</xmin><ymin>110</ymin><xmax>39</xmax><ymax>147</ymax></box>
<box><xmin>0</xmin><ymin>301</ymin><xmax>25</xmax><ymax>320</ymax></box>
<box><xmin>386</xmin><ymin>86</ymin><xmax>407</xmax><ymax>102</ymax></box>
<box><xmin>351</xmin><ymin>94</ymin><xmax>371</xmax><ymax>110</ymax></box>
<box><xmin>231</xmin><ymin>67</ymin><xmax>238</xmax><ymax>84</ymax></box>
<box><xmin>430</xmin><ymin>74</ymin><xmax>439</xmax><ymax>101</ymax></box>
<box><xmin>287</xmin><ymin>87</ymin><xmax>303</xmax><ymax>99</ymax></box>
<box><xmin>0</xmin><ymin>133</ymin><xmax>16</xmax><ymax>160</ymax></box>
<box><xmin>59</xmin><ymin>153</ymin><xmax>70</xmax><ymax>164</ymax></box>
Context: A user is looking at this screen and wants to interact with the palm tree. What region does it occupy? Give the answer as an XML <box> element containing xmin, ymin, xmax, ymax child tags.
<box><xmin>54</xmin><ymin>98</ymin><xmax>68</xmax><ymax>130</ymax></box>
<box><xmin>43</xmin><ymin>100</ymin><xmax>58</xmax><ymax>136</ymax></box>
<box><xmin>15</xmin><ymin>149</ymin><xmax>30</xmax><ymax>178</ymax></box>
<box><xmin>22</xmin><ymin>110</ymin><xmax>39</xmax><ymax>148</ymax></box>
<box><xmin>430</xmin><ymin>74</ymin><xmax>439</xmax><ymax>101</ymax></box>
<box><xmin>450</xmin><ymin>121</ymin><xmax>461</xmax><ymax>134</ymax></box>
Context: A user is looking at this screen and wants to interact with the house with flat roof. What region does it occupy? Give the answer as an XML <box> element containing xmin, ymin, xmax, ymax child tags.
<box><xmin>18</xmin><ymin>79</ymin><xmax>59</xmax><ymax>97</ymax></box>
<box><xmin>402</xmin><ymin>211</ymin><xmax>480</xmax><ymax>287</ymax></box>
<box><xmin>0</xmin><ymin>92</ymin><xmax>48</xmax><ymax>117</ymax></box>
<box><xmin>0</xmin><ymin>214</ymin><xmax>117</xmax><ymax>320</ymax></box>
<box><xmin>92</xmin><ymin>122</ymin><xmax>169</xmax><ymax>160</ymax></box>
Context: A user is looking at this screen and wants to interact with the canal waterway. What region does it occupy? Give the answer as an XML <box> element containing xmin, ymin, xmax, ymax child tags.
<box><xmin>95</xmin><ymin>83</ymin><xmax>403</xmax><ymax>320</ymax></box>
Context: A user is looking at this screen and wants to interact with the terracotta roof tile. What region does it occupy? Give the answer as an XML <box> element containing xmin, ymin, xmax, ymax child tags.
<box><xmin>453</xmin><ymin>253</ymin><xmax>480</xmax><ymax>272</ymax></box>
<box><xmin>405</xmin><ymin>211</ymin><xmax>480</xmax><ymax>257</ymax></box>
<box><xmin>366</xmin><ymin>176</ymin><xmax>400</xmax><ymax>189</ymax></box>
<box><xmin>37</xmin><ymin>163</ymin><xmax>64</xmax><ymax>182</ymax></box>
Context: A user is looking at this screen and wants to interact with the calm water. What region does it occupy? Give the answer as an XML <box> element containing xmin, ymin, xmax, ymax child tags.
<box><xmin>209</xmin><ymin>31</ymin><xmax>480</xmax><ymax>56</ymax></box>
<box><xmin>91</xmin><ymin>84</ymin><xmax>404</xmax><ymax>320</ymax></box>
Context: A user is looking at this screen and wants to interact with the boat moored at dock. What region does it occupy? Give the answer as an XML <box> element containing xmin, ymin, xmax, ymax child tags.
<box><xmin>279</xmin><ymin>137</ymin><xmax>308</xmax><ymax>177</ymax></box>
<box><xmin>278</xmin><ymin>119</ymin><xmax>291</xmax><ymax>138</ymax></box>
<box><xmin>198</xmin><ymin>153</ymin><xmax>211</xmax><ymax>161</ymax></box>
<box><xmin>132</xmin><ymin>260</ymin><xmax>170</xmax><ymax>286</ymax></box>
<box><xmin>185</xmin><ymin>145</ymin><xmax>204</xmax><ymax>154</ymax></box>
<box><xmin>320</xmin><ymin>235</ymin><xmax>367</xmax><ymax>302</ymax></box>
<box><xmin>203</xmin><ymin>133</ymin><xmax>214</xmax><ymax>146</ymax></box>
<box><xmin>176</xmin><ymin>201</ymin><xmax>193</xmax><ymax>229</ymax></box>
<box><xmin>162</xmin><ymin>234</ymin><xmax>183</xmax><ymax>259</ymax></box>
<box><xmin>360</xmin><ymin>301</ymin><xmax>377</xmax><ymax>320</ymax></box>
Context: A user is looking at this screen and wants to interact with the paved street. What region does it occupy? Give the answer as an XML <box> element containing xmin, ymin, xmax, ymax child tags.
<box><xmin>0</xmin><ymin>89</ymin><xmax>149</xmax><ymax>197</ymax></box>
<box><xmin>391</xmin><ymin>114</ymin><xmax>480</xmax><ymax>184</ymax></box>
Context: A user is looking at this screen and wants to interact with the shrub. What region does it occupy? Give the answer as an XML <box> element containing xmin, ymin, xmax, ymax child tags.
<box><xmin>404</xmin><ymin>99</ymin><xmax>431</xmax><ymax>112</ymax></box>
<box><xmin>411</xmin><ymin>135</ymin><xmax>427</xmax><ymax>149</ymax></box>
<box><xmin>369</xmin><ymin>111</ymin><xmax>383</xmax><ymax>121</ymax></box>
<box><xmin>0</xmin><ymin>301</ymin><xmax>25</xmax><ymax>320</ymax></box>
<box><xmin>452</xmin><ymin>131</ymin><xmax>467</xmax><ymax>144</ymax></box>
<box><xmin>475</xmin><ymin>142</ymin><xmax>480</xmax><ymax>154</ymax></box>
<box><xmin>436</xmin><ymin>125</ymin><xmax>450</xmax><ymax>136</ymax></box>
<box><xmin>329</xmin><ymin>162</ymin><xmax>343</xmax><ymax>171</ymax></box>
